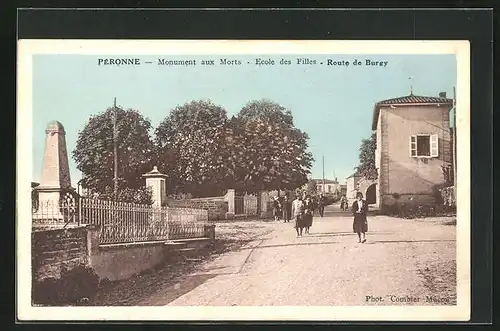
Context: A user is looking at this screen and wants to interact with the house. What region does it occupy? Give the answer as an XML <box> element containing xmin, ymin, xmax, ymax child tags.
<box><xmin>345</xmin><ymin>173</ymin><xmax>362</xmax><ymax>200</ymax></box>
<box><xmin>312</xmin><ymin>178</ymin><xmax>341</xmax><ymax>195</ymax></box>
<box><xmin>339</xmin><ymin>184</ymin><xmax>347</xmax><ymax>196</ymax></box>
<box><xmin>372</xmin><ymin>92</ymin><xmax>454</xmax><ymax>211</ymax></box>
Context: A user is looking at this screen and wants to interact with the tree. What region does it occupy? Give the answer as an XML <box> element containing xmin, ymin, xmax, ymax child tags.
<box><xmin>155</xmin><ymin>100</ymin><xmax>232</xmax><ymax>197</ymax></box>
<box><xmin>72</xmin><ymin>107</ymin><xmax>155</xmax><ymax>203</ymax></box>
<box><xmin>229</xmin><ymin>99</ymin><xmax>314</xmax><ymax>194</ymax></box>
<box><xmin>98</xmin><ymin>186</ymin><xmax>153</xmax><ymax>205</ymax></box>
<box><xmin>304</xmin><ymin>179</ymin><xmax>318</xmax><ymax>196</ymax></box>
<box><xmin>354</xmin><ymin>133</ymin><xmax>378</xmax><ymax>180</ymax></box>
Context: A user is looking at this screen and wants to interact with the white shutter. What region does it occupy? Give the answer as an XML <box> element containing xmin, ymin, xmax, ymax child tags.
<box><xmin>410</xmin><ymin>135</ymin><xmax>417</xmax><ymax>157</ymax></box>
<box><xmin>430</xmin><ymin>134</ymin><xmax>439</xmax><ymax>157</ymax></box>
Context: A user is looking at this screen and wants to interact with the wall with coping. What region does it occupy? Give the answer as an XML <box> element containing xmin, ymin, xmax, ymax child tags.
<box><xmin>89</xmin><ymin>242</ymin><xmax>167</xmax><ymax>281</ymax></box>
<box><xmin>167</xmin><ymin>197</ymin><xmax>227</xmax><ymax>221</ymax></box>
<box><xmin>32</xmin><ymin>225</ymin><xmax>90</xmax><ymax>282</ymax></box>
<box><xmin>32</xmin><ymin>224</ymin><xmax>216</xmax><ymax>283</ymax></box>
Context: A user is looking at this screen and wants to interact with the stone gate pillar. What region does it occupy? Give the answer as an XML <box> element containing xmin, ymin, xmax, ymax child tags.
<box><xmin>225</xmin><ymin>189</ymin><xmax>235</xmax><ymax>219</ymax></box>
<box><xmin>142</xmin><ymin>166</ymin><xmax>167</xmax><ymax>208</ymax></box>
<box><xmin>260</xmin><ymin>191</ymin><xmax>269</xmax><ymax>215</ymax></box>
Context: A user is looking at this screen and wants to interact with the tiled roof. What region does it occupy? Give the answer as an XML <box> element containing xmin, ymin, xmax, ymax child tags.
<box><xmin>377</xmin><ymin>94</ymin><xmax>453</xmax><ymax>105</ymax></box>
<box><xmin>372</xmin><ymin>94</ymin><xmax>454</xmax><ymax>130</ymax></box>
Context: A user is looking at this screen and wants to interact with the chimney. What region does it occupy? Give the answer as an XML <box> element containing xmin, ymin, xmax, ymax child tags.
<box><xmin>439</xmin><ymin>92</ymin><xmax>447</xmax><ymax>98</ymax></box>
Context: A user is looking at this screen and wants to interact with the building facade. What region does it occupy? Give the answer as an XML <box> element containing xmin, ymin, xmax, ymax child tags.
<box><xmin>313</xmin><ymin>179</ymin><xmax>341</xmax><ymax>195</ymax></box>
<box><xmin>345</xmin><ymin>173</ymin><xmax>362</xmax><ymax>200</ymax></box>
<box><xmin>372</xmin><ymin>93</ymin><xmax>454</xmax><ymax>211</ymax></box>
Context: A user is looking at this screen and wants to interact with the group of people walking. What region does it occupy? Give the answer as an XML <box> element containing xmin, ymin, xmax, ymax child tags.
<box><xmin>272</xmin><ymin>193</ymin><xmax>326</xmax><ymax>237</ymax></box>
<box><xmin>340</xmin><ymin>195</ymin><xmax>349</xmax><ymax>211</ymax></box>
<box><xmin>271</xmin><ymin>191</ymin><xmax>369</xmax><ymax>243</ymax></box>
<box><xmin>291</xmin><ymin>194</ymin><xmax>315</xmax><ymax>236</ymax></box>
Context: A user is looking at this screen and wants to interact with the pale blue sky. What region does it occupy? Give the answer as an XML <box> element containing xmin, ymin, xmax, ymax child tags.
<box><xmin>32</xmin><ymin>54</ymin><xmax>456</xmax><ymax>186</ymax></box>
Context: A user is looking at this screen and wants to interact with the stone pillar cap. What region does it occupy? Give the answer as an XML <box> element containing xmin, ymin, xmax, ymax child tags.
<box><xmin>142</xmin><ymin>166</ymin><xmax>167</xmax><ymax>178</ymax></box>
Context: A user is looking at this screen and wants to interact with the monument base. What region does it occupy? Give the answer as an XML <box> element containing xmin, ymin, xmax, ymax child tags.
<box><xmin>32</xmin><ymin>211</ymin><xmax>67</xmax><ymax>228</ymax></box>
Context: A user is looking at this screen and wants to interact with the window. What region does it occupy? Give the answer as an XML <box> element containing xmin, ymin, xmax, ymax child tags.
<box><xmin>410</xmin><ymin>134</ymin><xmax>438</xmax><ymax>157</ymax></box>
<box><xmin>328</xmin><ymin>185</ymin><xmax>332</xmax><ymax>192</ymax></box>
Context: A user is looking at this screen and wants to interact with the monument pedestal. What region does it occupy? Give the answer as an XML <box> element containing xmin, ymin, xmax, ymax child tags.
<box><xmin>32</xmin><ymin>187</ymin><xmax>66</xmax><ymax>226</ymax></box>
<box><xmin>32</xmin><ymin>121</ymin><xmax>75</xmax><ymax>228</ymax></box>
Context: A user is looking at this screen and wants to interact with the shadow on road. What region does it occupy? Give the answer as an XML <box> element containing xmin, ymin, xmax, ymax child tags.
<box><xmin>366</xmin><ymin>239</ymin><xmax>455</xmax><ymax>244</ymax></box>
<box><xmin>238</xmin><ymin>241</ymin><xmax>339</xmax><ymax>251</ymax></box>
<box><xmin>143</xmin><ymin>273</ymin><xmax>219</xmax><ymax>306</ymax></box>
<box><xmin>308</xmin><ymin>231</ymin><xmax>393</xmax><ymax>238</ymax></box>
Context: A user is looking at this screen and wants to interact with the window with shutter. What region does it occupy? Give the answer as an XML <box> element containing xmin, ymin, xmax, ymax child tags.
<box><xmin>430</xmin><ymin>134</ymin><xmax>439</xmax><ymax>157</ymax></box>
<box><xmin>410</xmin><ymin>135</ymin><xmax>417</xmax><ymax>157</ymax></box>
<box><xmin>409</xmin><ymin>134</ymin><xmax>439</xmax><ymax>158</ymax></box>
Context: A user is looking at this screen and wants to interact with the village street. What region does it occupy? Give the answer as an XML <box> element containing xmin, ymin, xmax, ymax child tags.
<box><xmin>121</xmin><ymin>204</ymin><xmax>456</xmax><ymax>307</ymax></box>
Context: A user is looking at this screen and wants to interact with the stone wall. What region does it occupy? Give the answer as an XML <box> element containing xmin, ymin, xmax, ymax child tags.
<box><xmin>32</xmin><ymin>224</ymin><xmax>216</xmax><ymax>284</ymax></box>
<box><xmin>167</xmin><ymin>197</ymin><xmax>228</xmax><ymax>221</ymax></box>
<box><xmin>32</xmin><ymin>226</ymin><xmax>90</xmax><ymax>282</ymax></box>
<box><xmin>89</xmin><ymin>243</ymin><xmax>168</xmax><ymax>281</ymax></box>
<box><xmin>90</xmin><ymin>235</ymin><xmax>215</xmax><ymax>281</ymax></box>
<box><xmin>381</xmin><ymin>193</ymin><xmax>436</xmax><ymax>211</ymax></box>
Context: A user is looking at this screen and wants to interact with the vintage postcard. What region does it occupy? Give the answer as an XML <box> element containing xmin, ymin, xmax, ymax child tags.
<box><xmin>17</xmin><ymin>40</ymin><xmax>470</xmax><ymax>321</ymax></box>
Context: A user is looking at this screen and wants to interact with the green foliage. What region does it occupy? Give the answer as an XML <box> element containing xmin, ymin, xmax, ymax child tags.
<box><xmin>229</xmin><ymin>99</ymin><xmax>313</xmax><ymax>194</ymax></box>
<box><xmin>304</xmin><ymin>179</ymin><xmax>318</xmax><ymax>196</ymax></box>
<box><xmin>355</xmin><ymin>133</ymin><xmax>378</xmax><ymax>180</ymax></box>
<box><xmin>74</xmin><ymin>99</ymin><xmax>313</xmax><ymax>200</ymax></box>
<box><xmin>96</xmin><ymin>186</ymin><xmax>153</xmax><ymax>205</ymax></box>
<box><xmin>155</xmin><ymin>100</ymin><xmax>231</xmax><ymax>197</ymax></box>
<box><xmin>72</xmin><ymin>107</ymin><xmax>155</xmax><ymax>200</ymax></box>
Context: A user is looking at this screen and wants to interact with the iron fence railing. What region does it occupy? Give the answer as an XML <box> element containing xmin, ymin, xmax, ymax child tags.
<box><xmin>32</xmin><ymin>193</ymin><xmax>209</xmax><ymax>244</ymax></box>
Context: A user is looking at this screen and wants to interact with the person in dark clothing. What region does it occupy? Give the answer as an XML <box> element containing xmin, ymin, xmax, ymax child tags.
<box><xmin>317</xmin><ymin>193</ymin><xmax>325</xmax><ymax>217</ymax></box>
<box><xmin>282</xmin><ymin>195</ymin><xmax>292</xmax><ymax>223</ymax></box>
<box><xmin>341</xmin><ymin>195</ymin><xmax>348</xmax><ymax>211</ymax></box>
<box><xmin>303</xmin><ymin>196</ymin><xmax>314</xmax><ymax>234</ymax></box>
<box><xmin>352</xmin><ymin>192</ymin><xmax>368</xmax><ymax>243</ymax></box>
<box><xmin>272</xmin><ymin>196</ymin><xmax>282</xmax><ymax>222</ymax></box>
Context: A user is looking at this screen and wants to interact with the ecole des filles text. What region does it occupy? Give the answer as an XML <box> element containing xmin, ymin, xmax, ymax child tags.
<box><xmin>97</xmin><ymin>57</ymin><xmax>389</xmax><ymax>67</ymax></box>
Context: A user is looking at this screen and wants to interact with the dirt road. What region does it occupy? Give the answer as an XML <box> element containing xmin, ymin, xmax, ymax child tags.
<box><xmin>136</xmin><ymin>210</ymin><xmax>456</xmax><ymax>306</ymax></box>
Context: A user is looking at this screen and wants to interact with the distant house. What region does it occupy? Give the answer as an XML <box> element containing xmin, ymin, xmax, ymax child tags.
<box><xmin>372</xmin><ymin>92</ymin><xmax>454</xmax><ymax>211</ymax></box>
<box><xmin>346</xmin><ymin>173</ymin><xmax>362</xmax><ymax>200</ymax></box>
<box><xmin>312</xmin><ymin>178</ymin><xmax>340</xmax><ymax>195</ymax></box>
<box><xmin>339</xmin><ymin>184</ymin><xmax>347</xmax><ymax>196</ymax></box>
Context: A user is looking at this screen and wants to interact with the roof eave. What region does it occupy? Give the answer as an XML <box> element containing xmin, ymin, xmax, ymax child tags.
<box><xmin>372</xmin><ymin>101</ymin><xmax>453</xmax><ymax>130</ymax></box>
<box><xmin>378</xmin><ymin>102</ymin><xmax>453</xmax><ymax>107</ymax></box>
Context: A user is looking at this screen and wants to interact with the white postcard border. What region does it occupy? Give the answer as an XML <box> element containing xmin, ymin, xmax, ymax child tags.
<box><xmin>17</xmin><ymin>39</ymin><xmax>471</xmax><ymax>321</ymax></box>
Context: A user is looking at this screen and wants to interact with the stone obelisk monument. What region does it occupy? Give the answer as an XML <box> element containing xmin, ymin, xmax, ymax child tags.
<box><xmin>32</xmin><ymin>120</ymin><xmax>74</xmax><ymax>226</ymax></box>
